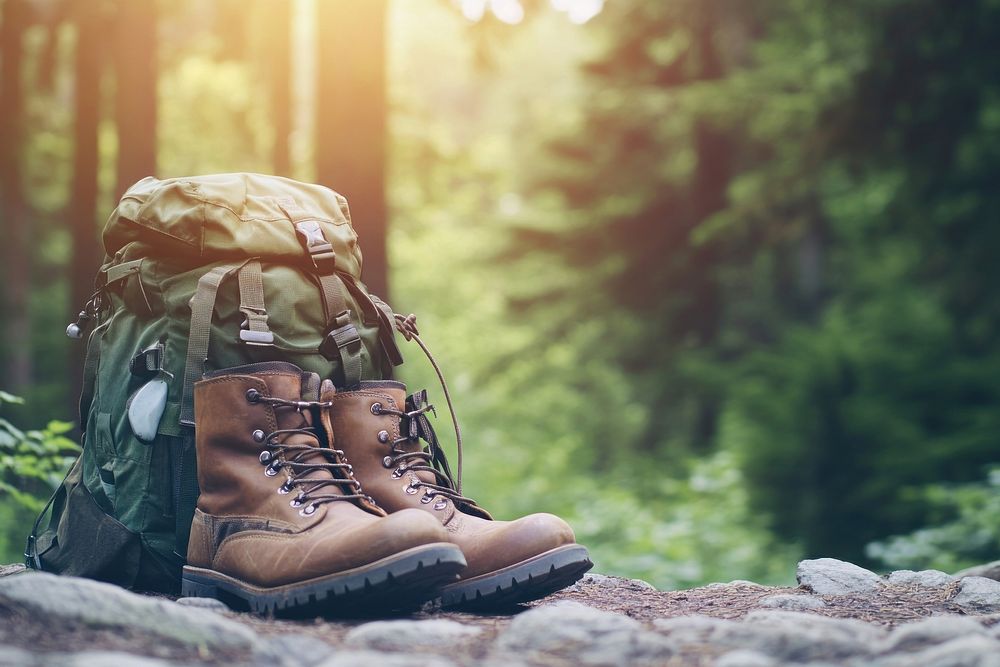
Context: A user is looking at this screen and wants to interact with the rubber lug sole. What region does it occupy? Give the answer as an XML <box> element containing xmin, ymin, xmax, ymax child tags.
<box><xmin>440</xmin><ymin>544</ymin><xmax>593</xmax><ymax>610</ymax></box>
<box><xmin>180</xmin><ymin>542</ymin><xmax>465</xmax><ymax>617</ymax></box>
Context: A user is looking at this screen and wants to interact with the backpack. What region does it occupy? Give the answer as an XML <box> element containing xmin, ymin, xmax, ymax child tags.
<box><xmin>25</xmin><ymin>173</ymin><xmax>405</xmax><ymax>593</ymax></box>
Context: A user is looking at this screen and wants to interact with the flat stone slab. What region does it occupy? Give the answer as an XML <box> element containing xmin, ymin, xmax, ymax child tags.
<box><xmin>0</xmin><ymin>571</ymin><xmax>257</xmax><ymax>651</ymax></box>
<box><xmin>796</xmin><ymin>558</ymin><xmax>883</xmax><ymax>595</ymax></box>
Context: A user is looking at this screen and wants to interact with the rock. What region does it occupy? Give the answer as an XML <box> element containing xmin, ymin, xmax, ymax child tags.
<box><xmin>174</xmin><ymin>596</ymin><xmax>231</xmax><ymax>612</ymax></box>
<box><xmin>0</xmin><ymin>564</ymin><xmax>25</xmax><ymax>578</ymax></box>
<box><xmin>652</xmin><ymin>614</ymin><xmax>736</xmax><ymax>642</ymax></box>
<box><xmin>63</xmin><ymin>651</ymin><xmax>178</xmax><ymax>667</ymax></box>
<box><xmin>0</xmin><ymin>645</ymin><xmax>37</xmax><ymax>667</ymax></box>
<box><xmin>956</xmin><ymin>561</ymin><xmax>1000</xmax><ymax>583</ymax></box>
<box><xmin>796</xmin><ymin>558</ymin><xmax>883</xmax><ymax>596</ymax></box>
<box><xmin>0</xmin><ymin>571</ymin><xmax>257</xmax><ymax>651</ymax></box>
<box><xmin>715</xmin><ymin>649</ymin><xmax>779</xmax><ymax>667</ymax></box>
<box><xmin>886</xmin><ymin>569</ymin><xmax>956</xmax><ymax>588</ymax></box>
<box><xmin>496</xmin><ymin>601</ymin><xmax>673</xmax><ymax>666</ymax></box>
<box><xmin>953</xmin><ymin>577</ymin><xmax>1000</xmax><ymax>612</ymax></box>
<box><xmin>757</xmin><ymin>593</ymin><xmax>827</xmax><ymax>610</ymax></box>
<box><xmin>724</xmin><ymin>610</ymin><xmax>886</xmax><ymax>662</ymax></box>
<box><xmin>563</xmin><ymin>573</ymin><xmax>657</xmax><ymax>593</ymax></box>
<box><xmin>315</xmin><ymin>651</ymin><xmax>458</xmax><ymax>667</ymax></box>
<box><xmin>875</xmin><ymin>634</ymin><xmax>1000</xmax><ymax>667</ymax></box>
<box><xmin>252</xmin><ymin>634</ymin><xmax>337</xmax><ymax>667</ymax></box>
<box><xmin>881</xmin><ymin>616</ymin><xmax>988</xmax><ymax>652</ymax></box>
<box><xmin>344</xmin><ymin>619</ymin><xmax>482</xmax><ymax>652</ymax></box>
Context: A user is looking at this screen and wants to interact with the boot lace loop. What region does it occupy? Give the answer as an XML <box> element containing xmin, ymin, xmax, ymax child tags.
<box><xmin>250</xmin><ymin>394</ymin><xmax>371</xmax><ymax>510</ymax></box>
<box><xmin>377</xmin><ymin>391</ymin><xmax>480</xmax><ymax>510</ymax></box>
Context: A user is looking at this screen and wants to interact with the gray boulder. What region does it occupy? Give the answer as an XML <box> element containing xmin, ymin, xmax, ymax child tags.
<box><xmin>886</xmin><ymin>569</ymin><xmax>956</xmax><ymax>588</ymax></box>
<box><xmin>0</xmin><ymin>571</ymin><xmax>257</xmax><ymax>651</ymax></box>
<box><xmin>315</xmin><ymin>651</ymin><xmax>457</xmax><ymax>667</ymax></box>
<box><xmin>796</xmin><ymin>558</ymin><xmax>883</xmax><ymax>595</ymax></box>
<box><xmin>953</xmin><ymin>577</ymin><xmax>1000</xmax><ymax>613</ymax></box>
<box><xmin>955</xmin><ymin>561</ymin><xmax>1000</xmax><ymax>583</ymax></box>
<box><xmin>174</xmin><ymin>596</ymin><xmax>231</xmax><ymax>612</ymax></box>
<box><xmin>61</xmin><ymin>652</ymin><xmax>183</xmax><ymax>667</ymax></box>
<box><xmin>880</xmin><ymin>616</ymin><xmax>988</xmax><ymax>653</ymax></box>
<box><xmin>496</xmin><ymin>601</ymin><xmax>673</xmax><ymax>666</ymax></box>
<box><xmin>252</xmin><ymin>634</ymin><xmax>337</xmax><ymax>667</ymax></box>
<box><xmin>724</xmin><ymin>610</ymin><xmax>886</xmax><ymax>662</ymax></box>
<box><xmin>563</xmin><ymin>572</ymin><xmax>657</xmax><ymax>593</ymax></box>
<box><xmin>875</xmin><ymin>634</ymin><xmax>1000</xmax><ymax>667</ymax></box>
<box><xmin>0</xmin><ymin>645</ymin><xmax>38</xmax><ymax>667</ymax></box>
<box><xmin>344</xmin><ymin>619</ymin><xmax>482</xmax><ymax>652</ymax></box>
<box><xmin>757</xmin><ymin>593</ymin><xmax>827</xmax><ymax>610</ymax></box>
<box><xmin>715</xmin><ymin>649</ymin><xmax>779</xmax><ymax>667</ymax></box>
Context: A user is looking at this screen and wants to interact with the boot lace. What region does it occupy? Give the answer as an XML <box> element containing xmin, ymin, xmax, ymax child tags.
<box><xmin>380</xmin><ymin>313</ymin><xmax>484</xmax><ymax>512</ymax></box>
<box><xmin>247</xmin><ymin>390</ymin><xmax>372</xmax><ymax>515</ymax></box>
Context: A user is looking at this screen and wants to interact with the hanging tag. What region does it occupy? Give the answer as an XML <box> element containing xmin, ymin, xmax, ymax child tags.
<box><xmin>127</xmin><ymin>370</ymin><xmax>172</xmax><ymax>443</ymax></box>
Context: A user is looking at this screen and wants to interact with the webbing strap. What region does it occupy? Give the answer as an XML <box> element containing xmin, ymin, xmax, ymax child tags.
<box><xmin>179</xmin><ymin>261</ymin><xmax>248</xmax><ymax>426</ymax></box>
<box><xmin>78</xmin><ymin>319</ymin><xmax>109</xmax><ymax>429</ymax></box>
<box><xmin>237</xmin><ymin>260</ymin><xmax>274</xmax><ymax>345</ymax></box>
<box><xmin>172</xmin><ymin>432</ymin><xmax>199</xmax><ymax>558</ymax></box>
<box><xmin>104</xmin><ymin>258</ymin><xmax>143</xmax><ymax>286</ymax></box>
<box><xmin>275</xmin><ymin>196</ymin><xmax>363</xmax><ymax>387</ymax></box>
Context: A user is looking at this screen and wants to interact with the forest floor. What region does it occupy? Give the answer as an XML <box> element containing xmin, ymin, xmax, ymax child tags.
<box><xmin>2</xmin><ymin>562</ymin><xmax>1000</xmax><ymax>666</ymax></box>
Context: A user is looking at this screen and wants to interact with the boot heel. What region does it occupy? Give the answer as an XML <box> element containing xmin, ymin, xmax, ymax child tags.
<box><xmin>180</xmin><ymin>572</ymin><xmax>219</xmax><ymax>599</ymax></box>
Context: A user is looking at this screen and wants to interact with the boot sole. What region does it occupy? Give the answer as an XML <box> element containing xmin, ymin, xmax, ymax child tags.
<box><xmin>439</xmin><ymin>544</ymin><xmax>593</xmax><ymax>610</ymax></box>
<box><xmin>180</xmin><ymin>542</ymin><xmax>465</xmax><ymax>617</ymax></box>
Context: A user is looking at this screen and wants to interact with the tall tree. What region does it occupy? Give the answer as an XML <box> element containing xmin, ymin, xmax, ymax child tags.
<box><xmin>260</xmin><ymin>0</ymin><xmax>292</xmax><ymax>176</ymax></box>
<box><xmin>315</xmin><ymin>0</ymin><xmax>389</xmax><ymax>300</ymax></box>
<box><xmin>0</xmin><ymin>0</ymin><xmax>32</xmax><ymax>391</ymax></box>
<box><xmin>114</xmin><ymin>0</ymin><xmax>157</xmax><ymax>199</ymax></box>
<box><xmin>67</xmin><ymin>0</ymin><xmax>104</xmax><ymax>418</ymax></box>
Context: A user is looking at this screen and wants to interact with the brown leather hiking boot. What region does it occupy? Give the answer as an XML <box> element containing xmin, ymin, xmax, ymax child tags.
<box><xmin>323</xmin><ymin>381</ymin><xmax>593</xmax><ymax>609</ymax></box>
<box><xmin>180</xmin><ymin>362</ymin><xmax>466</xmax><ymax>615</ymax></box>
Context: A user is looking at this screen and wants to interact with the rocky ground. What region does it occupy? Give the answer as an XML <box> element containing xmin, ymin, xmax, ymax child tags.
<box><xmin>2</xmin><ymin>558</ymin><xmax>1000</xmax><ymax>666</ymax></box>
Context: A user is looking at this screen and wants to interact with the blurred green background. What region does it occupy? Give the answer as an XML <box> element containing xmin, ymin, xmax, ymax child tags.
<box><xmin>1</xmin><ymin>0</ymin><xmax>998</xmax><ymax>589</ymax></box>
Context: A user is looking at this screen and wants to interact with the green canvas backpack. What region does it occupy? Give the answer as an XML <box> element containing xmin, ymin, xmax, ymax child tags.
<box><xmin>26</xmin><ymin>173</ymin><xmax>405</xmax><ymax>593</ymax></box>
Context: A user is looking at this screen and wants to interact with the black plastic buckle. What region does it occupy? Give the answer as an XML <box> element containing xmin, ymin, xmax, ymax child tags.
<box><xmin>129</xmin><ymin>343</ymin><xmax>164</xmax><ymax>378</ymax></box>
<box><xmin>295</xmin><ymin>220</ymin><xmax>336</xmax><ymax>274</ymax></box>
<box><xmin>319</xmin><ymin>311</ymin><xmax>362</xmax><ymax>361</ymax></box>
<box><xmin>24</xmin><ymin>534</ymin><xmax>41</xmax><ymax>570</ymax></box>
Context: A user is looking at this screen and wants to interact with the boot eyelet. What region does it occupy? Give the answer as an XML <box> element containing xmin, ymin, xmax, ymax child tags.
<box><xmin>420</xmin><ymin>493</ymin><xmax>433</xmax><ymax>504</ymax></box>
<box><xmin>252</xmin><ymin>429</ymin><xmax>266</xmax><ymax>443</ymax></box>
<box><xmin>246</xmin><ymin>388</ymin><xmax>261</xmax><ymax>403</ymax></box>
<box><xmin>370</xmin><ymin>402</ymin><xmax>382</xmax><ymax>415</ymax></box>
<box><xmin>277</xmin><ymin>483</ymin><xmax>291</xmax><ymax>495</ymax></box>
<box><xmin>377</xmin><ymin>430</ymin><xmax>390</xmax><ymax>444</ymax></box>
<box><xmin>433</xmin><ymin>499</ymin><xmax>448</xmax><ymax>511</ymax></box>
<box><xmin>290</xmin><ymin>496</ymin><xmax>304</xmax><ymax>508</ymax></box>
<box><xmin>264</xmin><ymin>463</ymin><xmax>281</xmax><ymax>477</ymax></box>
<box><xmin>299</xmin><ymin>504</ymin><xmax>317</xmax><ymax>517</ymax></box>
<box><xmin>259</xmin><ymin>450</ymin><xmax>272</xmax><ymax>465</ymax></box>
<box><xmin>404</xmin><ymin>484</ymin><xmax>419</xmax><ymax>495</ymax></box>
<box><xmin>382</xmin><ymin>456</ymin><xmax>394</xmax><ymax>468</ymax></box>
<box><xmin>390</xmin><ymin>468</ymin><xmax>403</xmax><ymax>479</ymax></box>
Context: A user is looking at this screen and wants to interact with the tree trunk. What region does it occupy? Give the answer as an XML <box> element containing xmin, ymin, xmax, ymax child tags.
<box><xmin>315</xmin><ymin>0</ymin><xmax>389</xmax><ymax>300</ymax></box>
<box><xmin>263</xmin><ymin>0</ymin><xmax>292</xmax><ymax>176</ymax></box>
<box><xmin>68</xmin><ymin>1</ymin><xmax>104</xmax><ymax>421</ymax></box>
<box><xmin>0</xmin><ymin>0</ymin><xmax>32</xmax><ymax>392</ymax></box>
<box><xmin>114</xmin><ymin>0</ymin><xmax>157</xmax><ymax>199</ymax></box>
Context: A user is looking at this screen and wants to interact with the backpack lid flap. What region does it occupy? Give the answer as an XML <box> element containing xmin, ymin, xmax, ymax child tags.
<box><xmin>103</xmin><ymin>174</ymin><xmax>362</xmax><ymax>278</ymax></box>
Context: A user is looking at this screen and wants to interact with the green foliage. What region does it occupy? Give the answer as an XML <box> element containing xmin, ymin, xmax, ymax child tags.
<box><xmin>867</xmin><ymin>469</ymin><xmax>1000</xmax><ymax>573</ymax></box>
<box><xmin>0</xmin><ymin>391</ymin><xmax>79</xmax><ymax>512</ymax></box>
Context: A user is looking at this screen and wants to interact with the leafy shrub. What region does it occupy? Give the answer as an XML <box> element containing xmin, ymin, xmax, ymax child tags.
<box><xmin>0</xmin><ymin>391</ymin><xmax>80</xmax><ymax>512</ymax></box>
<box><xmin>866</xmin><ymin>468</ymin><xmax>1000</xmax><ymax>573</ymax></box>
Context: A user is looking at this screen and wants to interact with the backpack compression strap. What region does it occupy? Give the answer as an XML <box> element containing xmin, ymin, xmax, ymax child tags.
<box><xmin>275</xmin><ymin>196</ymin><xmax>364</xmax><ymax>387</ymax></box>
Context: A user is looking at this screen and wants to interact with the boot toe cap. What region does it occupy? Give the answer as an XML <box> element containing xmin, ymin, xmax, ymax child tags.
<box><xmin>459</xmin><ymin>512</ymin><xmax>578</xmax><ymax>578</ymax></box>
